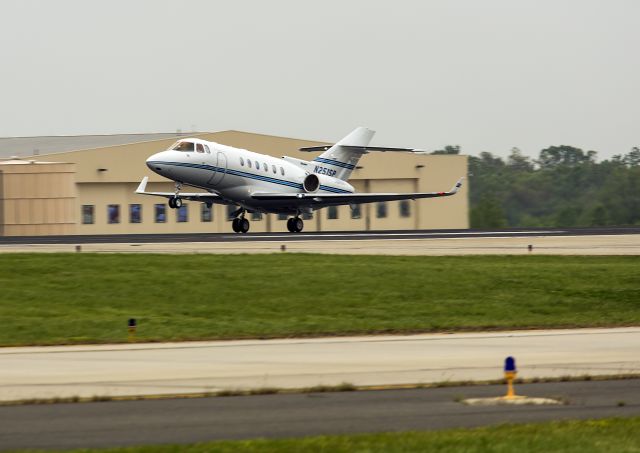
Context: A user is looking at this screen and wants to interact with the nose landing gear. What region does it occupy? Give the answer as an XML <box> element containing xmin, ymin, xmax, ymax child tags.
<box><xmin>168</xmin><ymin>182</ymin><xmax>183</xmax><ymax>209</ymax></box>
<box><xmin>168</xmin><ymin>197</ymin><xmax>182</xmax><ymax>209</ymax></box>
<box><xmin>286</xmin><ymin>216</ymin><xmax>304</xmax><ymax>233</ymax></box>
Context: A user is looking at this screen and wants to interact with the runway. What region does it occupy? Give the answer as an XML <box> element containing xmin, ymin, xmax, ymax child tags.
<box><xmin>1</xmin><ymin>328</ymin><xmax>638</xmax><ymax>403</ymax></box>
<box><xmin>0</xmin><ymin>226</ymin><xmax>638</xmax><ymax>244</ymax></box>
<box><xmin>0</xmin><ymin>228</ymin><xmax>639</xmax><ymax>255</ymax></box>
<box><xmin>1</xmin><ymin>379</ymin><xmax>639</xmax><ymax>451</ymax></box>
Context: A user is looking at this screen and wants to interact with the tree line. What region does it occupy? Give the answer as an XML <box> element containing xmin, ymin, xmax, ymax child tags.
<box><xmin>433</xmin><ymin>145</ymin><xmax>640</xmax><ymax>228</ymax></box>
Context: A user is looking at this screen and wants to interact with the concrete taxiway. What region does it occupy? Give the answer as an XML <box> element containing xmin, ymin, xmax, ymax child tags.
<box><xmin>1</xmin><ymin>328</ymin><xmax>638</xmax><ymax>403</ymax></box>
<box><xmin>1</xmin><ymin>379</ymin><xmax>639</xmax><ymax>451</ymax></box>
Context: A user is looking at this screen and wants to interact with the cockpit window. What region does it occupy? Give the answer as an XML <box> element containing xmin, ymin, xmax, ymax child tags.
<box><xmin>196</xmin><ymin>144</ymin><xmax>205</xmax><ymax>153</ymax></box>
<box><xmin>172</xmin><ymin>141</ymin><xmax>195</xmax><ymax>152</ymax></box>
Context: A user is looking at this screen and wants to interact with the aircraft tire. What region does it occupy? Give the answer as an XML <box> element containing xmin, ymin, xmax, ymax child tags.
<box><xmin>174</xmin><ymin>197</ymin><xmax>183</xmax><ymax>208</ymax></box>
<box><xmin>286</xmin><ymin>218</ymin><xmax>295</xmax><ymax>232</ymax></box>
<box><xmin>232</xmin><ymin>218</ymin><xmax>241</xmax><ymax>233</ymax></box>
<box><xmin>168</xmin><ymin>197</ymin><xmax>176</xmax><ymax>209</ymax></box>
<box><xmin>240</xmin><ymin>218</ymin><xmax>250</xmax><ymax>233</ymax></box>
<box><xmin>294</xmin><ymin>217</ymin><xmax>304</xmax><ymax>233</ymax></box>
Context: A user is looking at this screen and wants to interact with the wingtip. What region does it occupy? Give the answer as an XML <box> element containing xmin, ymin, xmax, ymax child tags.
<box><xmin>135</xmin><ymin>176</ymin><xmax>149</xmax><ymax>193</ymax></box>
<box><xmin>451</xmin><ymin>177</ymin><xmax>464</xmax><ymax>193</ymax></box>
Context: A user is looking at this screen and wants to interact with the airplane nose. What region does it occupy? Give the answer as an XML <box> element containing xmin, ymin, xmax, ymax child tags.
<box><xmin>146</xmin><ymin>151</ymin><xmax>167</xmax><ymax>173</ymax></box>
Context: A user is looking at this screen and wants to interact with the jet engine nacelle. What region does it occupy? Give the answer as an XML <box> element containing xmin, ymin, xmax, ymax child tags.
<box><xmin>303</xmin><ymin>174</ymin><xmax>320</xmax><ymax>192</ymax></box>
<box><xmin>300</xmin><ymin>173</ymin><xmax>355</xmax><ymax>194</ymax></box>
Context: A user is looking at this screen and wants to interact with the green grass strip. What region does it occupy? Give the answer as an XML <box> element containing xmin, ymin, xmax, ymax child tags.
<box><xmin>8</xmin><ymin>417</ymin><xmax>640</xmax><ymax>453</ymax></box>
<box><xmin>0</xmin><ymin>254</ymin><xmax>638</xmax><ymax>346</ymax></box>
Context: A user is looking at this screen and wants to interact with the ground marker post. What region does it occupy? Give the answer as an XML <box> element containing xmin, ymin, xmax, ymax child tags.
<box><xmin>504</xmin><ymin>356</ymin><xmax>517</xmax><ymax>398</ymax></box>
<box><xmin>128</xmin><ymin>318</ymin><xmax>137</xmax><ymax>342</ymax></box>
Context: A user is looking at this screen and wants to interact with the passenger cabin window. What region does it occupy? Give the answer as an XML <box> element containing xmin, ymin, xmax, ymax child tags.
<box><xmin>240</xmin><ymin>157</ymin><xmax>245</xmax><ymax>166</ymax></box>
<box><xmin>280</xmin><ymin>167</ymin><xmax>285</xmax><ymax>176</ymax></box>
<box><xmin>173</xmin><ymin>141</ymin><xmax>195</xmax><ymax>152</ymax></box>
<box><xmin>196</xmin><ymin>144</ymin><xmax>205</xmax><ymax>153</ymax></box>
<box><xmin>247</xmin><ymin>159</ymin><xmax>252</xmax><ymax>168</ymax></box>
<box><xmin>263</xmin><ymin>163</ymin><xmax>268</xmax><ymax>172</ymax></box>
<box><xmin>272</xmin><ymin>165</ymin><xmax>276</xmax><ymax>174</ymax></box>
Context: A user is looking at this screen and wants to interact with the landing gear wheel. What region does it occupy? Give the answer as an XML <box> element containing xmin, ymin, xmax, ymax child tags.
<box><xmin>232</xmin><ymin>218</ymin><xmax>241</xmax><ymax>233</ymax></box>
<box><xmin>287</xmin><ymin>217</ymin><xmax>303</xmax><ymax>233</ymax></box>
<box><xmin>174</xmin><ymin>197</ymin><xmax>183</xmax><ymax>208</ymax></box>
<box><xmin>168</xmin><ymin>197</ymin><xmax>176</xmax><ymax>209</ymax></box>
<box><xmin>239</xmin><ymin>218</ymin><xmax>250</xmax><ymax>233</ymax></box>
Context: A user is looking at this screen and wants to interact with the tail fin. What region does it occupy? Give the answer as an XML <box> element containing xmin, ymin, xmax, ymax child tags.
<box><xmin>313</xmin><ymin>127</ymin><xmax>375</xmax><ymax>181</ymax></box>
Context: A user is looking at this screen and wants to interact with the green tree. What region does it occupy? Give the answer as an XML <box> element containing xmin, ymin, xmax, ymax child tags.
<box><xmin>431</xmin><ymin>145</ymin><xmax>460</xmax><ymax>155</ymax></box>
<box><xmin>470</xmin><ymin>196</ymin><xmax>507</xmax><ymax>228</ymax></box>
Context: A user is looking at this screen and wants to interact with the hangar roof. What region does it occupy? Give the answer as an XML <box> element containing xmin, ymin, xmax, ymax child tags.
<box><xmin>0</xmin><ymin>133</ymin><xmax>195</xmax><ymax>158</ymax></box>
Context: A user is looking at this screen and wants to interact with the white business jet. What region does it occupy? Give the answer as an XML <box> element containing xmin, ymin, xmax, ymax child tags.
<box><xmin>137</xmin><ymin>127</ymin><xmax>463</xmax><ymax>233</ymax></box>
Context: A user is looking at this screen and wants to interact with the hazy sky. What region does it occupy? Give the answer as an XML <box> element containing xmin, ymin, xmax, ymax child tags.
<box><xmin>1</xmin><ymin>0</ymin><xmax>638</xmax><ymax>160</ymax></box>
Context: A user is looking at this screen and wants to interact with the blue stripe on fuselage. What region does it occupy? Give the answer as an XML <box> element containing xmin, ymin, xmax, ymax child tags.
<box><xmin>312</xmin><ymin>157</ymin><xmax>356</xmax><ymax>170</ymax></box>
<box><xmin>149</xmin><ymin>161</ymin><xmax>352</xmax><ymax>194</ymax></box>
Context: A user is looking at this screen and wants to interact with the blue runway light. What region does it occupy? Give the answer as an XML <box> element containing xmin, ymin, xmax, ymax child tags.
<box><xmin>504</xmin><ymin>356</ymin><xmax>516</xmax><ymax>372</ymax></box>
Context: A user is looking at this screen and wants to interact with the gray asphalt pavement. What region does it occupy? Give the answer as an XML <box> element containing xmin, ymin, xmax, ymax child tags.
<box><xmin>0</xmin><ymin>226</ymin><xmax>639</xmax><ymax>244</ymax></box>
<box><xmin>1</xmin><ymin>379</ymin><xmax>639</xmax><ymax>451</ymax></box>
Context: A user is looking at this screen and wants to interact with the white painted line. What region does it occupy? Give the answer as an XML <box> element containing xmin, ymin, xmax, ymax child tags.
<box><xmin>238</xmin><ymin>231</ymin><xmax>565</xmax><ymax>239</ymax></box>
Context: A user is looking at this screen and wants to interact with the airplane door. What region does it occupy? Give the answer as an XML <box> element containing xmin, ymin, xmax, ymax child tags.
<box><xmin>208</xmin><ymin>151</ymin><xmax>227</xmax><ymax>186</ymax></box>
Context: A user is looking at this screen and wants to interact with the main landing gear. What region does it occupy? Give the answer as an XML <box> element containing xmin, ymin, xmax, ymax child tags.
<box><xmin>232</xmin><ymin>217</ymin><xmax>250</xmax><ymax>234</ymax></box>
<box><xmin>286</xmin><ymin>217</ymin><xmax>304</xmax><ymax>233</ymax></box>
<box><xmin>230</xmin><ymin>207</ymin><xmax>250</xmax><ymax>234</ymax></box>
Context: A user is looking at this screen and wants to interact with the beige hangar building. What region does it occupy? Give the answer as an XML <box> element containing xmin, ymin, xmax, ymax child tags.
<box><xmin>0</xmin><ymin>131</ymin><xmax>468</xmax><ymax>236</ymax></box>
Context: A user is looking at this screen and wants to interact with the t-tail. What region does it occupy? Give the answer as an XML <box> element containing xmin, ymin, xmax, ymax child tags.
<box><xmin>310</xmin><ymin>127</ymin><xmax>375</xmax><ymax>181</ymax></box>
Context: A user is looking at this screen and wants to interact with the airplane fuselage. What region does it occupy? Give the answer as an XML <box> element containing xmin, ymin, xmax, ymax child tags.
<box><xmin>146</xmin><ymin>138</ymin><xmax>354</xmax><ymax>214</ymax></box>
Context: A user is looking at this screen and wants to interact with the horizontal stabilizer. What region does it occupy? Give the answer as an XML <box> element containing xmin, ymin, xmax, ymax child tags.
<box><xmin>300</xmin><ymin>145</ymin><xmax>427</xmax><ymax>153</ymax></box>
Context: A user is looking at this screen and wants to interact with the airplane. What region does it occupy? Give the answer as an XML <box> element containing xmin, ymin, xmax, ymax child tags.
<box><xmin>137</xmin><ymin>127</ymin><xmax>463</xmax><ymax>233</ymax></box>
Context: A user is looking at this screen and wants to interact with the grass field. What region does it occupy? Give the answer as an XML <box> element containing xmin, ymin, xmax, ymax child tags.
<box><xmin>0</xmin><ymin>254</ymin><xmax>638</xmax><ymax>346</ymax></box>
<box><xmin>8</xmin><ymin>418</ymin><xmax>640</xmax><ymax>453</ymax></box>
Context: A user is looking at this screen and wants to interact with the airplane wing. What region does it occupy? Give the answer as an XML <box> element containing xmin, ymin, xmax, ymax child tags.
<box><xmin>251</xmin><ymin>178</ymin><xmax>464</xmax><ymax>206</ymax></box>
<box><xmin>135</xmin><ymin>177</ymin><xmax>226</xmax><ymax>204</ymax></box>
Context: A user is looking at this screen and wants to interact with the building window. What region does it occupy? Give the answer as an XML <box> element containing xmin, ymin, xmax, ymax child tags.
<box><xmin>376</xmin><ymin>202</ymin><xmax>387</xmax><ymax>218</ymax></box>
<box><xmin>201</xmin><ymin>204</ymin><xmax>212</xmax><ymax>222</ymax></box>
<box><xmin>399</xmin><ymin>200</ymin><xmax>411</xmax><ymax>218</ymax></box>
<box><xmin>251</xmin><ymin>211</ymin><xmax>262</xmax><ymax>221</ymax></box>
<box><xmin>278</xmin><ymin>213</ymin><xmax>288</xmax><ymax>221</ymax></box>
<box><xmin>107</xmin><ymin>204</ymin><xmax>120</xmax><ymax>224</ymax></box>
<box><xmin>327</xmin><ymin>206</ymin><xmax>338</xmax><ymax>219</ymax></box>
<box><xmin>303</xmin><ymin>212</ymin><xmax>313</xmax><ymax>220</ymax></box>
<box><xmin>81</xmin><ymin>205</ymin><xmax>94</xmax><ymax>224</ymax></box>
<box><xmin>227</xmin><ymin>205</ymin><xmax>237</xmax><ymax>220</ymax></box>
<box><xmin>155</xmin><ymin>204</ymin><xmax>166</xmax><ymax>223</ymax></box>
<box><xmin>351</xmin><ymin>204</ymin><xmax>361</xmax><ymax>219</ymax></box>
<box><xmin>240</xmin><ymin>157</ymin><xmax>244</xmax><ymax>166</ymax></box>
<box><xmin>176</xmin><ymin>205</ymin><xmax>188</xmax><ymax>222</ymax></box>
<box><xmin>129</xmin><ymin>204</ymin><xmax>142</xmax><ymax>223</ymax></box>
